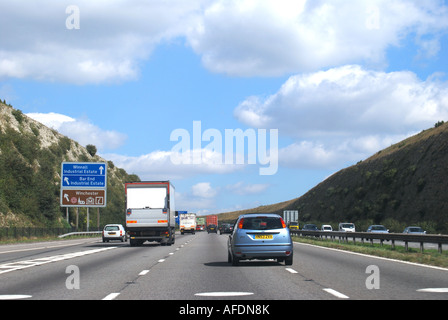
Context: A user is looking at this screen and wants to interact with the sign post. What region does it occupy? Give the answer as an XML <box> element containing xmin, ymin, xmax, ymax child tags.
<box><xmin>61</xmin><ymin>162</ymin><xmax>107</xmax><ymax>230</ymax></box>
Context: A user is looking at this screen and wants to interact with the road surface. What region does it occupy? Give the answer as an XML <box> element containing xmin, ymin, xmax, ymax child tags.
<box><xmin>0</xmin><ymin>232</ymin><xmax>447</xmax><ymax>306</ymax></box>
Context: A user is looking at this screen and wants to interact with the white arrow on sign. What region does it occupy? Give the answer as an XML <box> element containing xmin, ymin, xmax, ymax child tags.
<box><xmin>99</xmin><ymin>166</ymin><xmax>104</xmax><ymax>175</ymax></box>
<box><xmin>64</xmin><ymin>177</ymin><xmax>70</xmax><ymax>185</ymax></box>
<box><xmin>64</xmin><ymin>194</ymin><xmax>69</xmax><ymax>202</ymax></box>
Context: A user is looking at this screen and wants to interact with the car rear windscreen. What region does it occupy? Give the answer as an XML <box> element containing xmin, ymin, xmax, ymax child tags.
<box><xmin>240</xmin><ymin>217</ymin><xmax>283</xmax><ymax>230</ymax></box>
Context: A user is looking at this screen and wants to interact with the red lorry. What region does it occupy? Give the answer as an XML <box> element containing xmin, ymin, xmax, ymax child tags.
<box><xmin>206</xmin><ymin>215</ymin><xmax>218</xmax><ymax>233</ymax></box>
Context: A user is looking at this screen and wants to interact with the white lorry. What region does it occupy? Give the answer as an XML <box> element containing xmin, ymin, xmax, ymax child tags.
<box><xmin>179</xmin><ymin>213</ymin><xmax>197</xmax><ymax>235</ymax></box>
<box><xmin>125</xmin><ymin>181</ymin><xmax>175</xmax><ymax>246</ymax></box>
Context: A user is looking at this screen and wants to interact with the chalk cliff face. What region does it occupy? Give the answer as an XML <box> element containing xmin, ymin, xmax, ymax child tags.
<box><xmin>0</xmin><ymin>101</ymin><xmax>139</xmax><ymax>228</ymax></box>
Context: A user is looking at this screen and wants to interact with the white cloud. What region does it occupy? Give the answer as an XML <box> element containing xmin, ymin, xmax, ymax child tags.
<box><xmin>278</xmin><ymin>134</ymin><xmax>412</xmax><ymax>169</ymax></box>
<box><xmin>104</xmin><ymin>149</ymin><xmax>243</xmax><ymax>181</ymax></box>
<box><xmin>191</xmin><ymin>182</ymin><xmax>217</xmax><ymax>198</ymax></box>
<box><xmin>235</xmin><ymin>65</ymin><xmax>448</xmax><ymax>168</ymax></box>
<box><xmin>236</xmin><ymin>65</ymin><xmax>448</xmax><ymax>136</ymax></box>
<box><xmin>174</xmin><ymin>182</ymin><xmax>218</xmax><ymax>214</ymax></box>
<box><xmin>0</xmin><ymin>0</ymin><xmax>208</xmax><ymax>84</ymax></box>
<box><xmin>1</xmin><ymin>1</ymin><xmax>447</xmax><ymax>83</ymax></box>
<box><xmin>187</xmin><ymin>0</ymin><xmax>448</xmax><ymax>76</ymax></box>
<box><xmin>226</xmin><ymin>181</ymin><xmax>270</xmax><ymax>195</ymax></box>
<box><xmin>26</xmin><ymin>112</ymin><xmax>127</xmax><ymax>151</ymax></box>
<box><xmin>27</xmin><ymin>112</ymin><xmax>75</xmax><ymax>129</ymax></box>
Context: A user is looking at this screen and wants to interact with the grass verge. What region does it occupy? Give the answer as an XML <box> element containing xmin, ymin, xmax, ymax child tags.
<box><xmin>292</xmin><ymin>236</ymin><xmax>448</xmax><ymax>269</ymax></box>
<box><xmin>0</xmin><ymin>234</ymin><xmax>101</xmax><ymax>245</ymax></box>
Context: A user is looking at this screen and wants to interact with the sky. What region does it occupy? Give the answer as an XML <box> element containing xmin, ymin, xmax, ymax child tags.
<box><xmin>1</xmin><ymin>0</ymin><xmax>448</xmax><ymax>215</ymax></box>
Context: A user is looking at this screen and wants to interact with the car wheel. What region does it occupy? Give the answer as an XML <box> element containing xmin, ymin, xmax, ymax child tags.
<box><xmin>231</xmin><ymin>253</ymin><xmax>240</xmax><ymax>266</ymax></box>
<box><xmin>285</xmin><ymin>254</ymin><xmax>293</xmax><ymax>266</ymax></box>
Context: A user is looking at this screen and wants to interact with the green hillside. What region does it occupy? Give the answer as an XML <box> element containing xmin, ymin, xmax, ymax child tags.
<box><xmin>218</xmin><ymin>122</ymin><xmax>448</xmax><ymax>234</ymax></box>
<box><xmin>0</xmin><ymin>101</ymin><xmax>139</xmax><ymax>228</ymax></box>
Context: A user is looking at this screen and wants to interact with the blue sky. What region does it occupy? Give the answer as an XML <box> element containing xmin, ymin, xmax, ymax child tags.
<box><xmin>1</xmin><ymin>0</ymin><xmax>448</xmax><ymax>215</ymax></box>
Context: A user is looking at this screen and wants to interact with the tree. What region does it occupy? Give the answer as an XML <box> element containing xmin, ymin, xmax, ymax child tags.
<box><xmin>86</xmin><ymin>144</ymin><xmax>97</xmax><ymax>157</ymax></box>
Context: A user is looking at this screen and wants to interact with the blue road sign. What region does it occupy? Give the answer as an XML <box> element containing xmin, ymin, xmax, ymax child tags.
<box><xmin>61</xmin><ymin>162</ymin><xmax>107</xmax><ymax>188</ymax></box>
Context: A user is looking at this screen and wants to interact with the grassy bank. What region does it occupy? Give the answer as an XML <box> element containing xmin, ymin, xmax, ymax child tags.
<box><xmin>292</xmin><ymin>236</ymin><xmax>448</xmax><ymax>269</ymax></box>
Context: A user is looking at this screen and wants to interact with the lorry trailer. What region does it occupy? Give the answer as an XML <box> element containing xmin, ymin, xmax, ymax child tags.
<box><xmin>125</xmin><ymin>181</ymin><xmax>175</xmax><ymax>246</ymax></box>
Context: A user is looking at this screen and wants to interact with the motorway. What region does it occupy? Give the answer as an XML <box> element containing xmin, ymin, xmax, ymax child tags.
<box><xmin>0</xmin><ymin>231</ymin><xmax>447</xmax><ymax>302</ymax></box>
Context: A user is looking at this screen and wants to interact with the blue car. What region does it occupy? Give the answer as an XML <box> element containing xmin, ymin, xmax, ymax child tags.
<box><xmin>227</xmin><ymin>213</ymin><xmax>293</xmax><ymax>266</ymax></box>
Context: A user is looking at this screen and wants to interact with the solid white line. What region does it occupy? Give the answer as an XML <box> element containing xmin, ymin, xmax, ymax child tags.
<box><xmin>139</xmin><ymin>270</ymin><xmax>150</xmax><ymax>276</ymax></box>
<box><xmin>285</xmin><ymin>268</ymin><xmax>298</xmax><ymax>274</ymax></box>
<box><xmin>0</xmin><ymin>295</ymin><xmax>32</xmax><ymax>300</ymax></box>
<box><xmin>102</xmin><ymin>293</ymin><xmax>120</xmax><ymax>300</ymax></box>
<box><xmin>295</xmin><ymin>241</ymin><xmax>448</xmax><ymax>272</ymax></box>
<box><xmin>195</xmin><ymin>292</ymin><xmax>254</xmax><ymax>297</ymax></box>
<box><xmin>417</xmin><ymin>288</ymin><xmax>448</xmax><ymax>293</ymax></box>
<box><xmin>323</xmin><ymin>288</ymin><xmax>349</xmax><ymax>299</ymax></box>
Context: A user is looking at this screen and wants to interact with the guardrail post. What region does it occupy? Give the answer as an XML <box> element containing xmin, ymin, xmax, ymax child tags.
<box><xmin>420</xmin><ymin>242</ymin><xmax>424</xmax><ymax>253</ymax></box>
<box><xmin>438</xmin><ymin>243</ymin><xmax>442</xmax><ymax>254</ymax></box>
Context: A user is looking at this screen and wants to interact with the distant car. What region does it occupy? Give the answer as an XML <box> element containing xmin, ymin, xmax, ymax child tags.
<box><xmin>339</xmin><ymin>223</ymin><xmax>356</xmax><ymax>232</ymax></box>
<box><xmin>207</xmin><ymin>224</ymin><xmax>218</xmax><ymax>233</ymax></box>
<box><xmin>103</xmin><ymin>224</ymin><xmax>126</xmax><ymax>242</ymax></box>
<box><xmin>403</xmin><ymin>226</ymin><xmax>426</xmax><ymax>234</ymax></box>
<box><xmin>219</xmin><ymin>223</ymin><xmax>233</xmax><ymax>234</ymax></box>
<box><xmin>366</xmin><ymin>225</ymin><xmax>389</xmax><ymax>233</ymax></box>
<box><xmin>228</xmin><ymin>213</ymin><xmax>293</xmax><ymax>266</ymax></box>
<box><xmin>321</xmin><ymin>225</ymin><xmax>333</xmax><ymax>231</ymax></box>
<box><xmin>302</xmin><ymin>224</ymin><xmax>319</xmax><ymax>231</ymax></box>
<box><xmin>288</xmin><ymin>221</ymin><xmax>299</xmax><ymax>230</ymax></box>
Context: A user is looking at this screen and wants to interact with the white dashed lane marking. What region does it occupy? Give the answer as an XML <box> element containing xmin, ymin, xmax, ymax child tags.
<box><xmin>0</xmin><ymin>247</ymin><xmax>117</xmax><ymax>275</ymax></box>
<box><xmin>323</xmin><ymin>288</ymin><xmax>350</xmax><ymax>299</ymax></box>
<box><xmin>102</xmin><ymin>293</ymin><xmax>120</xmax><ymax>300</ymax></box>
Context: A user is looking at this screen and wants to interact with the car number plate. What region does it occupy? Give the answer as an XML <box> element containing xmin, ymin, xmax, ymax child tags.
<box><xmin>255</xmin><ymin>234</ymin><xmax>273</xmax><ymax>240</ymax></box>
<box><xmin>108</xmin><ymin>232</ymin><xmax>116</xmax><ymax>235</ymax></box>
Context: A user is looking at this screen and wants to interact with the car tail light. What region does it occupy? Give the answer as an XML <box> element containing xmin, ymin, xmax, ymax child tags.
<box><xmin>126</xmin><ymin>209</ymin><xmax>132</xmax><ymax>216</ymax></box>
<box><xmin>280</xmin><ymin>218</ymin><xmax>286</xmax><ymax>228</ymax></box>
<box><xmin>238</xmin><ymin>218</ymin><xmax>245</xmax><ymax>229</ymax></box>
